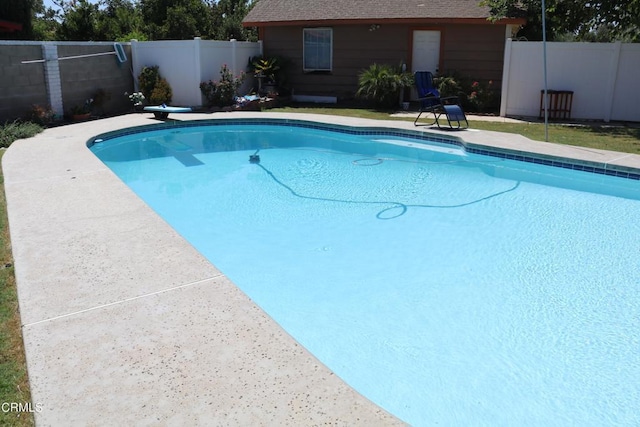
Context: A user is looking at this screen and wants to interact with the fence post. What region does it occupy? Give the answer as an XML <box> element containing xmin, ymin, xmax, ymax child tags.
<box><xmin>230</xmin><ymin>38</ymin><xmax>238</xmax><ymax>76</ymax></box>
<box><xmin>194</xmin><ymin>37</ymin><xmax>202</xmax><ymax>106</ymax></box>
<box><xmin>499</xmin><ymin>38</ymin><xmax>513</xmax><ymax>117</ymax></box>
<box><xmin>130</xmin><ymin>39</ymin><xmax>139</xmax><ymax>92</ymax></box>
<box><xmin>42</xmin><ymin>43</ymin><xmax>64</xmax><ymax>118</ymax></box>
<box><xmin>603</xmin><ymin>41</ymin><xmax>622</xmax><ymax>123</ymax></box>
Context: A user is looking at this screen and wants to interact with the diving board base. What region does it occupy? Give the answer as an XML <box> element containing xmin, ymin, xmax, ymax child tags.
<box><xmin>143</xmin><ymin>105</ymin><xmax>192</xmax><ymax>119</ymax></box>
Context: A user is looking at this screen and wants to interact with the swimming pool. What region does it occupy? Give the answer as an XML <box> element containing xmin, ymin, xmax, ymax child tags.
<box><xmin>90</xmin><ymin>120</ymin><xmax>640</xmax><ymax>426</ymax></box>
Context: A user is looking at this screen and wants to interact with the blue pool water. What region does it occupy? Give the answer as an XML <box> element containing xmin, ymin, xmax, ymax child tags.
<box><xmin>91</xmin><ymin>122</ymin><xmax>640</xmax><ymax>426</ymax></box>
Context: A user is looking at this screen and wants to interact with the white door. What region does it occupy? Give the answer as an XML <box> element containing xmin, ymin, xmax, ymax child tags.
<box><xmin>412</xmin><ymin>30</ymin><xmax>441</xmax><ymax>74</ymax></box>
<box><xmin>411</xmin><ymin>30</ymin><xmax>441</xmax><ymax>99</ymax></box>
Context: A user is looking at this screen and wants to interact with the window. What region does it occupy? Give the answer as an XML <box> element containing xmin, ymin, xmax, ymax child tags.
<box><xmin>303</xmin><ymin>28</ymin><xmax>333</xmax><ymax>72</ymax></box>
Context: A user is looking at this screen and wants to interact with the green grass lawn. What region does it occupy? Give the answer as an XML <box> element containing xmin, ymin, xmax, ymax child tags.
<box><xmin>469</xmin><ymin>121</ymin><xmax>640</xmax><ymax>154</ymax></box>
<box><xmin>0</xmin><ymin>120</ymin><xmax>40</xmax><ymax>426</ymax></box>
<box><xmin>272</xmin><ymin>105</ymin><xmax>640</xmax><ymax>154</ymax></box>
<box><xmin>0</xmin><ymin>150</ymin><xmax>33</xmax><ymax>427</ymax></box>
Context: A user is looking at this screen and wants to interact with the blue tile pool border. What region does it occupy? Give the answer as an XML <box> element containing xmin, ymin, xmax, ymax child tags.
<box><xmin>88</xmin><ymin>118</ymin><xmax>640</xmax><ymax>181</ymax></box>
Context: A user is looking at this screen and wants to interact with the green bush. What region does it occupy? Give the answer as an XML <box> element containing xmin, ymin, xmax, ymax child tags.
<box><xmin>0</xmin><ymin>121</ymin><xmax>43</xmax><ymax>148</ymax></box>
<box><xmin>27</xmin><ymin>104</ymin><xmax>55</xmax><ymax>126</ymax></box>
<box><xmin>433</xmin><ymin>74</ymin><xmax>464</xmax><ymax>98</ymax></box>
<box><xmin>137</xmin><ymin>66</ymin><xmax>172</xmax><ymax>105</ymax></box>
<box><xmin>356</xmin><ymin>63</ymin><xmax>413</xmax><ymax>110</ymax></box>
<box><xmin>466</xmin><ymin>80</ymin><xmax>500</xmax><ymax>114</ymax></box>
<box><xmin>200</xmin><ymin>65</ymin><xmax>245</xmax><ymax>107</ymax></box>
<box><xmin>149</xmin><ymin>78</ymin><xmax>173</xmax><ymax>105</ymax></box>
<box><xmin>138</xmin><ymin>66</ymin><xmax>159</xmax><ymax>100</ymax></box>
<box><xmin>434</xmin><ymin>71</ymin><xmax>500</xmax><ymax>114</ymax></box>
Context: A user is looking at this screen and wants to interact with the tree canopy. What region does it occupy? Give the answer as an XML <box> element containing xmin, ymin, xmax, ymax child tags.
<box><xmin>140</xmin><ymin>0</ymin><xmax>212</xmax><ymax>40</ymax></box>
<box><xmin>481</xmin><ymin>0</ymin><xmax>640</xmax><ymax>42</ymax></box>
<box><xmin>12</xmin><ymin>0</ymin><xmax>258</xmax><ymax>41</ymax></box>
<box><xmin>211</xmin><ymin>0</ymin><xmax>257</xmax><ymax>41</ymax></box>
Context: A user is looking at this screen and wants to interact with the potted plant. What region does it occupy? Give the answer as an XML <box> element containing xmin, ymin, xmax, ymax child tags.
<box><xmin>70</xmin><ymin>98</ymin><xmax>93</xmax><ymax>120</ymax></box>
<box><xmin>250</xmin><ymin>56</ymin><xmax>281</xmax><ymax>95</ymax></box>
<box><xmin>125</xmin><ymin>91</ymin><xmax>146</xmax><ymax>111</ymax></box>
<box><xmin>91</xmin><ymin>88</ymin><xmax>110</xmax><ymax>116</ymax></box>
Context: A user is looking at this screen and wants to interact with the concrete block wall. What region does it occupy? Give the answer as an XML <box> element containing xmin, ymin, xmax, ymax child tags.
<box><xmin>0</xmin><ymin>44</ymin><xmax>49</xmax><ymax>122</ymax></box>
<box><xmin>58</xmin><ymin>44</ymin><xmax>133</xmax><ymax>117</ymax></box>
<box><xmin>0</xmin><ymin>41</ymin><xmax>133</xmax><ymax>122</ymax></box>
<box><xmin>1</xmin><ymin>39</ymin><xmax>264</xmax><ymax>121</ymax></box>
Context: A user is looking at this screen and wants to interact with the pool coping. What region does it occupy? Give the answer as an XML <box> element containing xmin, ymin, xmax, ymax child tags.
<box><xmin>91</xmin><ymin>115</ymin><xmax>640</xmax><ymax>179</ymax></box>
<box><xmin>4</xmin><ymin>112</ymin><xmax>640</xmax><ymax>425</ymax></box>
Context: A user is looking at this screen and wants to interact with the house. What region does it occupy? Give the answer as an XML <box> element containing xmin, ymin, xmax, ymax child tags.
<box><xmin>0</xmin><ymin>20</ymin><xmax>23</xmax><ymax>33</ymax></box>
<box><xmin>243</xmin><ymin>0</ymin><xmax>525</xmax><ymax>101</ymax></box>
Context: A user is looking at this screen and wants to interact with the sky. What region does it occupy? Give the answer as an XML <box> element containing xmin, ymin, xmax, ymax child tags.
<box><xmin>43</xmin><ymin>0</ymin><xmax>100</xmax><ymax>12</ymax></box>
<box><xmin>43</xmin><ymin>0</ymin><xmax>62</xmax><ymax>11</ymax></box>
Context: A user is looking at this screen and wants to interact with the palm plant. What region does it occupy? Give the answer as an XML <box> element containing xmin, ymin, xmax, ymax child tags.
<box><xmin>356</xmin><ymin>63</ymin><xmax>414</xmax><ymax>110</ymax></box>
<box><xmin>251</xmin><ymin>57</ymin><xmax>280</xmax><ymax>84</ymax></box>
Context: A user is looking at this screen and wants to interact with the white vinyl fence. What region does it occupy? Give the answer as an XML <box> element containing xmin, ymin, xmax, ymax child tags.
<box><xmin>500</xmin><ymin>40</ymin><xmax>640</xmax><ymax>122</ymax></box>
<box><xmin>131</xmin><ymin>38</ymin><xmax>262</xmax><ymax>106</ymax></box>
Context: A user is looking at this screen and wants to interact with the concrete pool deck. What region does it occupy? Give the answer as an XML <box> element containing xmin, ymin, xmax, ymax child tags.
<box><xmin>4</xmin><ymin>112</ymin><xmax>639</xmax><ymax>425</ymax></box>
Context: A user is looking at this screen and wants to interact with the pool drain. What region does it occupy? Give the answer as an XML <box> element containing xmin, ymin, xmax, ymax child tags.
<box><xmin>352</xmin><ymin>158</ymin><xmax>383</xmax><ymax>166</ymax></box>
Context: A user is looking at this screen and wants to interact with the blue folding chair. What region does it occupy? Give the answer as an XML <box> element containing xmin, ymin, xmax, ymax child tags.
<box><xmin>413</xmin><ymin>71</ymin><xmax>468</xmax><ymax>130</ymax></box>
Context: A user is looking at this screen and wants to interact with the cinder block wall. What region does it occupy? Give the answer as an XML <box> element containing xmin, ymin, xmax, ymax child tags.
<box><xmin>0</xmin><ymin>44</ymin><xmax>49</xmax><ymax>122</ymax></box>
<box><xmin>0</xmin><ymin>42</ymin><xmax>134</xmax><ymax>122</ymax></box>
<box><xmin>58</xmin><ymin>44</ymin><xmax>133</xmax><ymax>117</ymax></box>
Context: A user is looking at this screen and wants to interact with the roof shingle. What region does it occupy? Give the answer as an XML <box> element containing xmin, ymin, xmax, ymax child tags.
<box><xmin>243</xmin><ymin>0</ymin><xmax>495</xmax><ymax>25</ymax></box>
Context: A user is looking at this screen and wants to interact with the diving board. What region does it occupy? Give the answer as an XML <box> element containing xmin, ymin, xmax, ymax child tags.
<box><xmin>143</xmin><ymin>104</ymin><xmax>192</xmax><ymax>119</ymax></box>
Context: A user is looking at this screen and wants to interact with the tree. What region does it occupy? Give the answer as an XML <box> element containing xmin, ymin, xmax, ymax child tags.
<box><xmin>95</xmin><ymin>0</ymin><xmax>144</xmax><ymax>41</ymax></box>
<box><xmin>0</xmin><ymin>0</ymin><xmax>36</xmax><ymax>40</ymax></box>
<box><xmin>481</xmin><ymin>0</ymin><xmax>640</xmax><ymax>42</ymax></box>
<box><xmin>32</xmin><ymin>0</ymin><xmax>62</xmax><ymax>41</ymax></box>
<box><xmin>139</xmin><ymin>0</ymin><xmax>212</xmax><ymax>40</ymax></box>
<box><xmin>57</xmin><ymin>0</ymin><xmax>100</xmax><ymax>40</ymax></box>
<box><xmin>210</xmin><ymin>0</ymin><xmax>257</xmax><ymax>41</ymax></box>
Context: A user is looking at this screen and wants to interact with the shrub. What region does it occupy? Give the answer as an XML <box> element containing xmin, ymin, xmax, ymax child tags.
<box><xmin>0</xmin><ymin>120</ymin><xmax>43</xmax><ymax>148</ymax></box>
<box><xmin>149</xmin><ymin>78</ymin><xmax>173</xmax><ymax>105</ymax></box>
<box><xmin>433</xmin><ymin>74</ymin><xmax>464</xmax><ymax>98</ymax></box>
<box><xmin>466</xmin><ymin>80</ymin><xmax>500</xmax><ymax>114</ymax></box>
<box><xmin>433</xmin><ymin>71</ymin><xmax>500</xmax><ymax>114</ymax></box>
<box><xmin>137</xmin><ymin>66</ymin><xmax>172</xmax><ymax>105</ymax></box>
<box><xmin>91</xmin><ymin>88</ymin><xmax>110</xmax><ymax>111</ymax></box>
<box><xmin>70</xmin><ymin>99</ymin><xmax>93</xmax><ymax>115</ymax></box>
<box><xmin>138</xmin><ymin>66</ymin><xmax>160</xmax><ymax>100</ymax></box>
<box><xmin>356</xmin><ymin>63</ymin><xmax>413</xmax><ymax>110</ymax></box>
<box><xmin>27</xmin><ymin>104</ymin><xmax>55</xmax><ymax>125</ymax></box>
<box><xmin>200</xmin><ymin>65</ymin><xmax>246</xmax><ymax>107</ymax></box>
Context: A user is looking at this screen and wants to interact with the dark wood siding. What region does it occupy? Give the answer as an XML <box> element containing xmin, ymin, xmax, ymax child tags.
<box><xmin>441</xmin><ymin>24</ymin><xmax>506</xmax><ymax>82</ymax></box>
<box><xmin>263</xmin><ymin>22</ymin><xmax>506</xmax><ymax>98</ymax></box>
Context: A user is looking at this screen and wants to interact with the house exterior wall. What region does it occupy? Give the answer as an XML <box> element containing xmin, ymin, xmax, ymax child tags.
<box><xmin>262</xmin><ymin>23</ymin><xmax>507</xmax><ymax>99</ymax></box>
<box><xmin>440</xmin><ymin>24</ymin><xmax>506</xmax><ymax>82</ymax></box>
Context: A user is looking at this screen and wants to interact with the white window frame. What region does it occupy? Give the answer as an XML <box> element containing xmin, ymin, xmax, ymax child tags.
<box><xmin>303</xmin><ymin>27</ymin><xmax>333</xmax><ymax>72</ymax></box>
